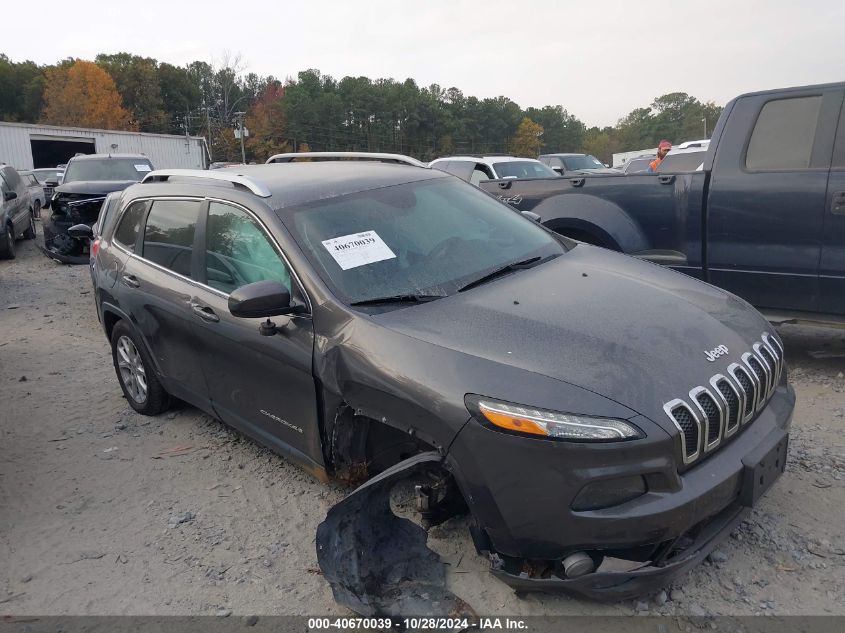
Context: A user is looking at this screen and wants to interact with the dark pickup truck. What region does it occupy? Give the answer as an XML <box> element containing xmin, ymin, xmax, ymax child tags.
<box><xmin>475</xmin><ymin>82</ymin><xmax>845</xmax><ymax>321</ymax></box>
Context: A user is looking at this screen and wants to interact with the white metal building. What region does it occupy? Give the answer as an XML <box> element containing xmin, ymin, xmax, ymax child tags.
<box><xmin>0</xmin><ymin>121</ymin><xmax>208</xmax><ymax>170</ymax></box>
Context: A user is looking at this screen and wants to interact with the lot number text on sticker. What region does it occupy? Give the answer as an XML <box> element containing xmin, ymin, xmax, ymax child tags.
<box><xmin>322</xmin><ymin>230</ymin><xmax>396</xmax><ymax>270</ymax></box>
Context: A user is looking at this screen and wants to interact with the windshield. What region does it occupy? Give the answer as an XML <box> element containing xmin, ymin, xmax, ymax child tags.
<box><xmin>32</xmin><ymin>169</ymin><xmax>63</xmax><ymax>183</ymax></box>
<box><xmin>492</xmin><ymin>161</ymin><xmax>558</xmax><ymax>179</ymax></box>
<box><xmin>62</xmin><ymin>158</ymin><xmax>153</xmax><ymax>184</ymax></box>
<box><xmin>284</xmin><ymin>178</ymin><xmax>566</xmax><ymax>306</ymax></box>
<box><xmin>562</xmin><ymin>155</ymin><xmax>605</xmax><ymax>170</ymax></box>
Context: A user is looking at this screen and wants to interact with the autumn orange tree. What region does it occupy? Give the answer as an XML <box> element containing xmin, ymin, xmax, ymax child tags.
<box><xmin>41</xmin><ymin>61</ymin><xmax>136</xmax><ymax>130</ymax></box>
<box><xmin>246</xmin><ymin>83</ymin><xmax>290</xmax><ymax>160</ymax></box>
<box><xmin>510</xmin><ymin>117</ymin><xmax>544</xmax><ymax>157</ymax></box>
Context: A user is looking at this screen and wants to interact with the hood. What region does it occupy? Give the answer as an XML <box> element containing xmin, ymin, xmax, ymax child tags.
<box><xmin>55</xmin><ymin>181</ymin><xmax>137</xmax><ymax>196</ymax></box>
<box><xmin>373</xmin><ymin>244</ymin><xmax>773</xmax><ymax>427</ymax></box>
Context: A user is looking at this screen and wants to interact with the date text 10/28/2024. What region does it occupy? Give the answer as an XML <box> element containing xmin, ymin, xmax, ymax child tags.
<box><xmin>308</xmin><ymin>617</ymin><xmax>529</xmax><ymax>630</ymax></box>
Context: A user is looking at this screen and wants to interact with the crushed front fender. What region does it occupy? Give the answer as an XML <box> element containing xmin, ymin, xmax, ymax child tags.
<box><xmin>316</xmin><ymin>451</ymin><xmax>474</xmax><ymax>618</ymax></box>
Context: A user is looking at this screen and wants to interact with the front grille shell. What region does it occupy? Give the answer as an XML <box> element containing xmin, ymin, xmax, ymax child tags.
<box><xmin>664</xmin><ymin>333</ymin><xmax>784</xmax><ymax>467</ymax></box>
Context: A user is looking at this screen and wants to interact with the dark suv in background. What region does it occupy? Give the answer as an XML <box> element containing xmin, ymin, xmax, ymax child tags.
<box><xmin>44</xmin><ymin>154</ymin><xmax>153</xmax><ymax>263</ymax></box>
<box><xmin>86</xmin><ymin>163</ymin><xmax>794</xmax><ymax>614</ymax></box>
<box><xmin>0</xmin><ymin>164</ymin><xmax>36</xmax><ymax>259</ymax></box>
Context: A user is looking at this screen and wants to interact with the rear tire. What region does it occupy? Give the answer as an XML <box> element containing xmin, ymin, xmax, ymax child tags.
<box><xmin>23</xmin><ymin>211</ymin><xmax>36</xmax><ymax>239</ymax></box>
<box><xmin>110</xmin><ymin>321</ymin><xmax>170</xmax><ymax>415</ymax></box>
<box><xmin>0</xmin><ymin>223</ymin><xmax>15</xmax><ymax>259</ymax></box>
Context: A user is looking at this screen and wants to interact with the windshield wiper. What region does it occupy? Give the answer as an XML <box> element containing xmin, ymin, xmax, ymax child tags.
<box><xmin>350</xmin><ymin>294</ymin><xmax>445</xmax><ymax>307</ymax></box>
<box><xmin>458</xmin><ymin>255</ymin><xmax>555</xmax><ymax>293</ymax></box>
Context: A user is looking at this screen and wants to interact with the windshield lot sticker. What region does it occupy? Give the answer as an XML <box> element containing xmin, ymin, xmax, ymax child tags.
<box><xmin>134</xmin><ymin>164</ymin><xmax>152</xmax><ymax>172</ymax></box>
<box><xmin>322</xmin><ymin>230</ymin><xmax>396</xmax><ymax>270</ymax></box>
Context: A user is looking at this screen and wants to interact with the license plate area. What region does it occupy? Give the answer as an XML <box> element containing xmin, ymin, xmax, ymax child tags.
<box><xmin>740</xmin><ymin>434</ymin><xmax>788</xmax><ymax>507</ymax></box>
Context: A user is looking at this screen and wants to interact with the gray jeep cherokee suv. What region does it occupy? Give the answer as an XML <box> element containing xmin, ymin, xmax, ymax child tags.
<box><xmin>86</xmin><ymin>163</ymin><xmax>794</xmax><ymax>613</ymax></box>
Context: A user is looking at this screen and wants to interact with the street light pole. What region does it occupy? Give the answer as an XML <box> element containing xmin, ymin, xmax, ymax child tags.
<box><xmin>702</xmin><ymin>117</ymin><xmax>707</xmax><ymax>139</ymax></box>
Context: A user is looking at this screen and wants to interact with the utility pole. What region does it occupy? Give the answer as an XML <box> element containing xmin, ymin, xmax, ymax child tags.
<box><xmin>205</xmin><ymin>106</ymin><xmax>213</xmax><ymax>163</ymax></box>
<box><xmin>234</xmin><ymin>111</ymin><xmax>246</xmax><ymax>164</ymax></box>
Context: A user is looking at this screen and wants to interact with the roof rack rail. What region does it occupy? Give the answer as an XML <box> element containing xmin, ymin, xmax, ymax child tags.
<box><xmin>141</xmin><ymin>169</ymin><xmax>272</xmax><ymax>198</ymax></box>
<box><xmin>265</xmin><ymin>151</ymin><xmax>426</xmax><ymax>168</ymax></box>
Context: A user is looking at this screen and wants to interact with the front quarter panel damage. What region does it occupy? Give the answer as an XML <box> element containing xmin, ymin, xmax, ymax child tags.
<box><xmin>316</xmin><ymin>452</ymin><xmax>475</xmax><ymax>618</ymax></box>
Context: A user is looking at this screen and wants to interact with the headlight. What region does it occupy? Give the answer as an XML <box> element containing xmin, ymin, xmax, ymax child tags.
<box><xmin>471</xmin><ymin>397</ymin><xmax>643</xmax><ymax>441</ymax></box>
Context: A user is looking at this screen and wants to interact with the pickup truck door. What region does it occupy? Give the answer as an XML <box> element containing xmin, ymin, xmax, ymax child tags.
<box><xmin>706</xmin><ymin>88</ymin><xmax>841</xmax><ymax>313</ymax></box>
<box><xmin>819</xmin><ymin>92</ymin><xmax>845</xmax><ymax>315</ymax></box>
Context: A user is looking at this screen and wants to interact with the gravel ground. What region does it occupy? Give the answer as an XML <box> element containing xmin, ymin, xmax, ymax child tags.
<box><xmin>1</xmin><ymin>227</ymin><xmax>843</xmax><ymax>617</ymax></box>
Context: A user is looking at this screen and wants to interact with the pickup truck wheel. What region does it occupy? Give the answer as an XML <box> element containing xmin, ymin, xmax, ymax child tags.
<box><xmin>0</xmin><ymin>223</ymin><xmax>15</xmax><ymax>259</ymax></box>
<box><xmin>111</xmin><ymin>321</ymin><xmax>170</xmax><ymax>415</ymax></box>
<box><xmin>23</xmin><ymin>211</ymin><xmax>36</xmax><ymax>239</ymax></box>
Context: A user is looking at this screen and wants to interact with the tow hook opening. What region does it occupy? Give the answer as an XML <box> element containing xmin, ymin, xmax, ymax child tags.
<box><xmin>316</xmin><ymin>452</ymin><xmax>475</xmax><ymax>618</ymax></box>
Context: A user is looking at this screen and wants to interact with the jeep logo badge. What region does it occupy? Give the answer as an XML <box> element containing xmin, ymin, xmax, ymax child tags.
<box><xmin>704</xmin><ymin>344</ymin><xmax>729</xmax><ymax>362</ymax></box>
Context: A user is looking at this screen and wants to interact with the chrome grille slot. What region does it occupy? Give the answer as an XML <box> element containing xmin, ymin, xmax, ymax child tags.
<box><xmin>761</xmin><ymin>332</ymin><xmax>783</xmax><ymax>386</ymax></box>
<box><xmin>692</xmin><ymin>388</ymin><xmax>722</xmax><ymax>450</ymax></box>
<box><xmin>664</xmin><ymin>399</ymin><xmax>701</xmax><ymax>464</ymax></box>
<box><xmin>752</xmin><ymin>344</ymin><xmax>774</xmax><ymax>397</ymax></box>
<box><xmin>714</xmin><ymin>377</ymin><xmax>740</xmax><ymax>436</ymax></box>
<box><xmin>759</xmin><ymin>346</ymin><xmax>779</xmax><ymax>396</ymax></box>
<box><xmin>732</xmin><ymin>365</ymin><xmax>755</xmax><ymax>419</ymax></box>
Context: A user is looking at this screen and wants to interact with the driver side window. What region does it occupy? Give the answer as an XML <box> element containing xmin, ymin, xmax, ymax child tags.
<box><xmin>204</xmin><ymin>201</ymin><xmax>291</xmax><ymax>295</ymax></box>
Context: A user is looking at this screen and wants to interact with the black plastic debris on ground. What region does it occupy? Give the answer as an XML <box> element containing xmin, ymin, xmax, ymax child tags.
<box><xmin>316</xmin><ymin>452</ymin><xmax>474</xmax><ymax>618</ymax></box>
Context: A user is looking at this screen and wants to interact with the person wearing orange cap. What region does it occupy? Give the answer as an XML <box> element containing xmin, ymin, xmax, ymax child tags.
<box><xmin>648</xmin><ymin>140</ymin><xmax>672</xmax><ymax>172</ymax></box>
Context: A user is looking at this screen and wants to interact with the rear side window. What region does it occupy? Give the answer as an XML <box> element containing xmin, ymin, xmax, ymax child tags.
<box><xmin>113</xmin><ymin>201</ymin><xmax>149</xmax><ymax>252</ymax></box>
<box><xmin>1</xmin><ymin>168</ymin><xmax>22</xmax><ymax>189</ymax></box>
<box><xmin>142</xmin><ymin>199</ymin><xmax>201</xmax><ymax>277</ymax></box>
<box><xmin>204</xmin><ymin>202</ymin><xmax>291</xmax><ymax>295</ymax></box>
<box><xmin>745</xmin><ymin>96</ymin><xmax>822</xmax><ymax>170</ymax></box>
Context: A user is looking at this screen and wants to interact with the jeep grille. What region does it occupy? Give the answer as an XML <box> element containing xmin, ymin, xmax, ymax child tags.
<box><xmin>663</xmin><ymin>333</ymin><xmax>784</xmax><ymax>467</ymax></box>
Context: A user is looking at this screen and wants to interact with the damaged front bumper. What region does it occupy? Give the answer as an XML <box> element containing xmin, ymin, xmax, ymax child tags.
<box><xmin>488</xmin><ymin>502</ymin><xmax>749</xmax><ymax>601</ymax></box>
<box><xmin>316</xmin><ymin>452</ymin><xmax>475</xmax><ymax>618</ymax></box>
<box><xmin>38</xmin><ymin>242</ymin><xmax>90</xmax><ymax>265</ymax></box>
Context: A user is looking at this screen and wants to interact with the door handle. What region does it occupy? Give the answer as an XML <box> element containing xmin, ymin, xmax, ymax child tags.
<box><xmin>121</xmin><ymin>274</ymin><xmax>140</xmax><ymax>288</ymax></box>
<box><xmin>658</xmin><ymin>175</ymin><xmax>675</xmax><ymax>184</ymax></box>
<box><xmin>569</xmin><ymin>177</ymin><xmax>585</xmax><ymax>187</ymax></box>
<box><xmin>832</xmin><ymin>191</ymin><xmax>845</xmax><ymax>216</ymax></box>
<box><xmin>191</xmin><ymin>303</ymin><xmax>219</xmax><ymax>323</ymax></box>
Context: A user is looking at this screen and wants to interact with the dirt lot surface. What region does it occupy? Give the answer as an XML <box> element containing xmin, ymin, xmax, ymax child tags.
<box><xmin>1</xmin><ymin>228</ymin><xmax>844</xmax><ymax>618</ymax></box>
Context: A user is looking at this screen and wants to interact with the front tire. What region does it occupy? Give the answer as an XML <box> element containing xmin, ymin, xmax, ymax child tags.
<box><xmin>0</xmin><ymin>223</ymin><xmax>15</xmax><ymax>259</ymax></box>
<box><xmin>23</xmin><ymin>211</ymin><xmax>36</xmax><ymax>239</ymax></box>
<box><xmin>111</xmin><ymin>321</ymin><xmax>170</xmax><ymax>415</ymax></box>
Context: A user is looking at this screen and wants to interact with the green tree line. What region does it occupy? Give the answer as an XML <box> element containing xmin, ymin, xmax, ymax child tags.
<box><xmin>0</xmin><ymin>53</ymin><xmax>722</xmax><ymax>164</ymax></box>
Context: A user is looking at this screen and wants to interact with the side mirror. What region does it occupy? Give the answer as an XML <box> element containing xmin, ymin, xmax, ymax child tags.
<box><xmin>228</xmin><ymin>280</ymin><xmax>303</xmax><ymax>318</ymax></box>
<box><xmin>68</xmin><ymin>223</ymin><xmax>94</xmax><ymax>240</ymax></box>
<box><xmin>551</xmin><ymin>166</ymin><xmax>563</xmax><ymax>175</ymax></box>
<box><xmin>3</xmin><ymin>191</ymin><xmax>17</xmax><ymax>202</ymax></box>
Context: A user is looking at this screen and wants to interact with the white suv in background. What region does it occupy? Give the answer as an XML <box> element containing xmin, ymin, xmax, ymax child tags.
<box><xmin>429</xmin><ymin>155</ymin><xmax>559</xmax><ymax>185</ymax></box>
